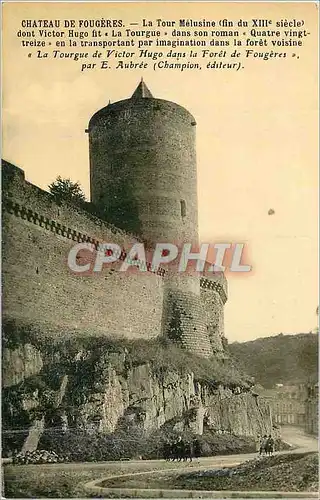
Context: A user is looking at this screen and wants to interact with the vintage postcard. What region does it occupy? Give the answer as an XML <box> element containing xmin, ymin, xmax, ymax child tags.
<box><xmin>1</xmin><ymin>1</ymin><xmax>318</xmax><ymax>498</ymax></box>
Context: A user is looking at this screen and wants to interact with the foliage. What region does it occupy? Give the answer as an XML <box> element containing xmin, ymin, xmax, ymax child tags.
<box><xmin>48</xmin><ymin>176</ymin><xmax>86</xmax><ymax>205</ymax></box>
<box><xmin>167</xmin><ymin>300</ymin><xmax>183</xmax><ymax>341</ymax></box>
<box><xmin>2</xmin><ymin>317</ymin><xmax>252</xmax><ymax>389</ymax></box>
<box><xmin>37</xmin><ymin>424</ymin><xmax>256</xmax><ymax>463</ymax></box>
<box><xmin>12</xmin><ymin>449</ymin><xmax>65</xmax><ymax>465</ymax></box>
<box><xmin>229</xmin><ymin>333</ymin><xmax>318</xmax><ymax>388</ymax></box>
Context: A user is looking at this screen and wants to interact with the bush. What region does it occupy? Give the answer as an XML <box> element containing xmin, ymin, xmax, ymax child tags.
<box><xmin>48</xmin><ymin>176</ymin><xmax>86</xmax><ymax>206</ymax></box>
<box><xmin>37</xmin><ymin>424</ymin><xmax>257</xmax><ymax>463</ymax></box>
<box><xmin>12</xmin><ymin>449</ymin><xmax>67</xmax><ymax>465</ymax></box>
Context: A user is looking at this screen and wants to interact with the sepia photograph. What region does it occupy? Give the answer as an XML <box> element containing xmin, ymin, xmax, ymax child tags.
<box><xmin>1</xmin><ymin>1</ymin><xmax>319</xmax><ymax>498</ymax></box>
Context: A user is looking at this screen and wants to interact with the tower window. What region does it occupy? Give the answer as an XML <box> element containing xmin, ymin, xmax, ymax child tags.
<box><xmin>180</xmin><ymin>200</ymin><xmax>186</xmax><ymax>218</ymax></box>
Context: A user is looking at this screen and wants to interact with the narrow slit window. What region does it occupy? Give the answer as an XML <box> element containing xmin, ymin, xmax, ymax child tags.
<box><xmin>180</xmin><ymin>199</ymin><xmax>186</xmax><ymax>218</ymax></box>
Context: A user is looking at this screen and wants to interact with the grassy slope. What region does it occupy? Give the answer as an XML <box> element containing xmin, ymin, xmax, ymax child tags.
<box><xmin>101</xmin><ymin>452</ymin><xmax>319</xmax><ymax>493</ymax></box>
<box><xmin>229</xmin><ymin>333</ymin><xmax>318</xmax><ymax>388</ymax></box>
<box><xmin>3</xmin><ymin>316</ymin><xmax>251</xmax><ymax>389</ymax></box>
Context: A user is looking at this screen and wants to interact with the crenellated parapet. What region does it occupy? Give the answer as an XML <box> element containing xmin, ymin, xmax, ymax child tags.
<box><xmin>200</xmin><ymin>275</ymin><xmax>228</xmax><ymax>305</ymax></box>
<box><xmin>2</xmin><ymin>197</ymin><xmax>166</xmax><ymax>277</ymax></box>
<box><xmin>3</xmin><ymin>198</ymin><xmax>99</xmax><ymax>245</ymax></box>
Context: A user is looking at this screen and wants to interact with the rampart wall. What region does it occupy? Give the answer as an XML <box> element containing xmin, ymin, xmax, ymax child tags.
<box><xmin>2</xmin><ymin>162</ymin><xmax>164</xmax><ymax>340</ymax></box>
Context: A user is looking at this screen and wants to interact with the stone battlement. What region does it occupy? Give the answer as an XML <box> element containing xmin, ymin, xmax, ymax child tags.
<box><xmin>2</xmin><ymin>160</ymin><xmax>226</xmax><ymax>301</ymax></box>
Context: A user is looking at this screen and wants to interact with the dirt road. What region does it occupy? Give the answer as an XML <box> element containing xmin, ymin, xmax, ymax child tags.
<box><xmin>280</xmin><ymin>425</ymin><xmax>318</xmax><ymax>452</ymax></box>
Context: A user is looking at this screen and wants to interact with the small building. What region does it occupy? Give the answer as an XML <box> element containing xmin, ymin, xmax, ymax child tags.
<box><xmin>254</xmin><ymin>384</ymin><xmax>307</xmax><ymax>426</ymax></box>
<box><xmin>305</xmin><ymin>383</ymin><xmax>318</xmax><ymax>435</ymax></box>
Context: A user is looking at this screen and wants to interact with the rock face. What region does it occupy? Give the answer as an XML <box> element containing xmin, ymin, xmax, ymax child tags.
<box><xmin>67</xmin><ymin>363</ymin><xmax>271</xmax><ymax>437</ymax></box>
<box><xmin>2</xmin><ymin>344</ymin><xmax>43</xmax><ymax>388</ymax></box>
<box><xmin>203</xmin><ymin>386</ymin><xmax>271</xmax><ymax>436</ymax></box>
<box><xmin>2</xmin><ymin>341</ymin><xmax>272</xmax><ymax>452</ymax></box>
<box><xmin>21</xmin><ymin>417</ymin><xmax>45</xmax><ymax>453</ymax></box>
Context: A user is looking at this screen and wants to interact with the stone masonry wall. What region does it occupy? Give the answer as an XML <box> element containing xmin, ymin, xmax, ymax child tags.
<box><xmin>162</xmin><ymin>288</ymin><xmax>213</xmax><ymax>358</ymax></box>
<box><xmin>2</xmin><ymin>162</ymin><xmax>164</xmax><ymax>340</ymax></box>
<box><xmin>201</xmin><ymin>288</ymin><xmax>225</xmax><ymax>353</ymax></box>
<box><xmin>200</xmin><ymin>275</ymin><xmax>227</xmax><ymax>353</ymax></box>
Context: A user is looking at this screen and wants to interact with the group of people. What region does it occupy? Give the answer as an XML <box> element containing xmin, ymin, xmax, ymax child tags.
<box><xmin>162</xmin><ymin>433</ymin><xmax>275</xmax><ymax>461</ymax></box>
<box><xmin>162</xmin><ymin>436</ymin><xmax>201</xmax><ymax>462</ymax></box>
<box><xmin>258</xmin><ymin>434</ymin><xmax>275</xmax><ymax>456</ymax></box>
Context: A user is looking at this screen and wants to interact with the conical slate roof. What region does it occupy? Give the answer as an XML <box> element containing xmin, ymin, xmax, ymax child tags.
<box><xmin>131</xmin><ymin>79</ymin><xmax>153</xmax><ymax>99</ymax></box>
<box><xmin>89</xmin><ymin>79</ymin><xmax>195</xmax><ymax>128</ymax></box>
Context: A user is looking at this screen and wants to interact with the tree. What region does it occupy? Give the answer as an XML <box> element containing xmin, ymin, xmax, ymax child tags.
<box><xmin>48</xmin><ymin>176</ymin><xmax>86</xmax><ymax>205</ymax></box>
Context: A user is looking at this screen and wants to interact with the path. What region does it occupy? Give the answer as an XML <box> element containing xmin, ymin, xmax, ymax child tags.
<box><xmin>83</xmin><ymin>426</ymin><xmax>318</xmax><ymax>498</ymax></box>
<box><xmin>280</xmin><ymin>425</ymin><xmax>318</xmax><ymax>452</ymax></box>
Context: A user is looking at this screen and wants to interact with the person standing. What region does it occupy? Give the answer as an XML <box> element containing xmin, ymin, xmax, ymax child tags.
<box><xmin>193</xmin><ymin>438</ymin><xmax>201</xmax><ymax>464</ymax></box>
<box><xmin>256</xmin><ymin>434</ymin><xmax>261</xmax><ymax>453</ymax></box>
<box><xmin>266</xmin><ymin>435</ymin><xmax>274</xmax><ymax>456</ymax></box>
<box><xmin>260</xmin><ymin>435</ymin><xmax>268</xmax><ymax>455</ymax></box>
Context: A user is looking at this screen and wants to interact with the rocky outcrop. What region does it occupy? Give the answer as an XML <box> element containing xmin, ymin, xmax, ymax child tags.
<box><xmin>2</xmin><ymin>341</ymin><xmax>272</xmax><ymax>453</ymax></box>
<box><xmin>203</xmin><ymin>386</ymin><xmax>272</xmax><ymax>436</ymax></box>
<box><xmin>21</xmin><ymin>417</ymin><xmax>45</xmax><ymax>453</ymax></box>
<box><xmin>2</xmin><ymin>344</ymin><xmax>43</xmax><ymax>388</ymax></box>
<box><xmin>78</xmin><ymin>364</ymin><xmax>270</xmax><ymax>437</ymax></box>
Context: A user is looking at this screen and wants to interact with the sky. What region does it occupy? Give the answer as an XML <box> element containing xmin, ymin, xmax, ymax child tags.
<box><xmin>2</xmin><ymin>2</ymin><xmax>318</xmax><ymax>342</ymax></box>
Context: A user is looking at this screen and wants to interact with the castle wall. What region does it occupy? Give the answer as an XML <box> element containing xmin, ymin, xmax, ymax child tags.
<box><xmin>87</xmin><ymin>94</ymin><xmax>215</xmax><ymax>355</ymax></box>
<box><xmin>86</xmin><ymin>89</ymin><xmax>227</xmax><ymax>357</ymax></box>
<box><xmin>2</xmin><ymin>162</ymin><xmax>228</xmax><ymax>355</ymax></box>
<box><xmin>2</xmin><ymin>163</ymin><xmax>164</xmax><ymax>340</ymax></box>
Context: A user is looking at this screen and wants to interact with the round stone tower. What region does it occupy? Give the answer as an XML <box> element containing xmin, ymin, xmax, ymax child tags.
<box><xmin>88</xmin><ymin>80</ymin><xmax>198</xmax><ymax>245</ymax></box>
<box><xmin>87</xmin><ymin>81</ymin><xmax>213</xmax><ymax>358</ymax></box>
